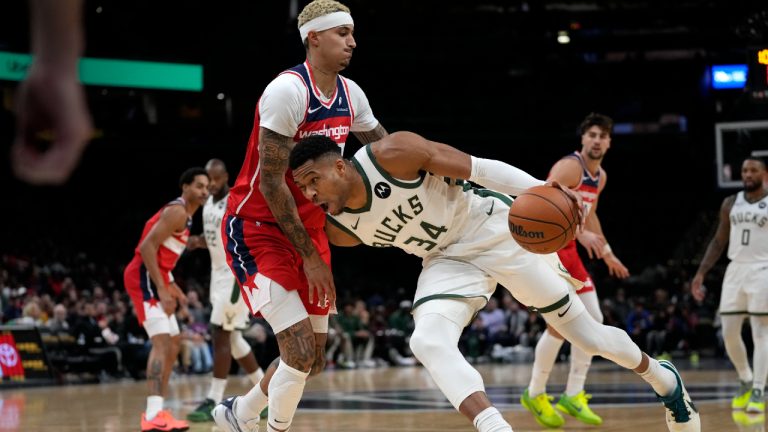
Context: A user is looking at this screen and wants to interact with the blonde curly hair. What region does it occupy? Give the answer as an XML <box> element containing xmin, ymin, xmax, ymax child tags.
<box><xmin>298</xmin><ymin>0</ymin><xmax>351</xmax><ymax>29</ymax></box>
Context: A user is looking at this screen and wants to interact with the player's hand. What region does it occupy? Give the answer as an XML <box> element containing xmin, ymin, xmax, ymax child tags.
<box><xmin>169</xmin><ymin>281</ymin><xmax>188</xmax><ymax>306</ymax></box>
<box><xmin>604</xmin><ymin>254</ymin><xmax>630</xmax><ymax>279</ymax></box>
<box><xmin>577</xmin><ymin>230</ymin><xmax>607</xmax><ymax>259</ymax></box>
<box><xmin>304</xmin><ymin>254</ymin><xmax>336</xmax><ymax>308</ymax></box>
<box><xmin>547</xmin><ymin>181</ymin><xmax>585</xmax><ymax>232</ymax></box>
<box><xmin>691</xmin><ymin>274</ymin><xmax>706</xmax><ymax>302</ymax></box>
<box><xmin>157</xmin><ymin>286</ymin><xmax>178</xmax><ymax>316</ymax></box>
<box><xmin>12</xmin><ymin>65</ymin><xmax>93</xmax><ymax>185</ymax></box>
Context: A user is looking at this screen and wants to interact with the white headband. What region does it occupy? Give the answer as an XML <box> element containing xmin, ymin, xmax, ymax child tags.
<box><xmin>299</xmin><ymin>11</ymin><xmax>354</xmax><ymax>42</ymax></box>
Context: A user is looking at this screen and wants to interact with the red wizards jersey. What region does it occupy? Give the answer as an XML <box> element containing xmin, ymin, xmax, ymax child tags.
<box><xmin>228</xmin><ymin>62</ymin><xmax>355</xmax><ymax>229</ymax></box>
<box><xmin>563</xmin><ymin>151</ymin><xmax>600</xmax><ymax>217</ymax></box>
<box><xmin>129</xmin><ymin>198</ymin><xmax>191</xmax><ymax>273</ymax></box>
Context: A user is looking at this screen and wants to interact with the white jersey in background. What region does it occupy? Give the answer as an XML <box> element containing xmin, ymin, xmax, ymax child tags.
<box><xmin>204</xmin><ymin>193</ymin><xmax>250</xmax><ymax>331</ymax></box>
<box><xmin>728</xmin><ymin>191</ymin><xmax>768</xmax><ymax>263</ymax></box>
<box><xmin>203</xmin><ymin>194</ymin><xmax>229</xmax><ymax>270</ymax></box>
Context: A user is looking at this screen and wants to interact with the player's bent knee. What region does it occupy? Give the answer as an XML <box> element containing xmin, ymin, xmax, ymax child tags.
<box><xmin>409</xmin><ymin>329</ymin><xmax>447</xmax><ymax>366</ymax></box>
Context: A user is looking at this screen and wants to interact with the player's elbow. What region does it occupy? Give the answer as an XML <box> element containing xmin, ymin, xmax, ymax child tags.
<box><xmin>138</xmin><ymin>240</ymin><xmax>156</xmax><ymax>261</ymax></box>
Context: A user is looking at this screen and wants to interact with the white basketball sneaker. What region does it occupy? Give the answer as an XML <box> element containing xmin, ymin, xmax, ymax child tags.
<box><xmin>212</xmin><ymin>397</ymin><xmax>259</xmax><ymax>432</ymax></box>
<box><xmin>656</xmin><ymin>360</ymin><xmax>701</xmax><ymax>431</ymax></box>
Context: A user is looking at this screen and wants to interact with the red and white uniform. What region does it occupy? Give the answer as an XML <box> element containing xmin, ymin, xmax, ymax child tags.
<box><xmin>224</xmin><ymin>61</ymin><xmax>378</xmax><ymax>316</ymax></box>
<box><xmin>123</xmin><ymin>198</ymin><xmax>191</xmax><ymax>326</ymax></box>
<box><xmin>555</xmin><ymin>152</ymin><xmax>600</xmax><ymax>294</ymax></box>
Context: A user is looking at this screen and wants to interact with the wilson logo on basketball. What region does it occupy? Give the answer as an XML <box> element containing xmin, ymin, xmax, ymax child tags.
<box><xmin>509</xmin><ymin>222</ymin><xmax>545</xmax><ymax>239</ymax></box>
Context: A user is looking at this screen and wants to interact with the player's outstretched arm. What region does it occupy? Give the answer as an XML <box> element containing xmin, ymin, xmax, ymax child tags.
<box><xmin>692</xmin><ymin>195</ymin><xmax>736</xmax><ymax>300</ymax></box>
<box><xmin>258</xmin><ymin>126</ymin><xmax>335</xmax><ymax>306</ymax></box>
<box><xmin>371</xmin><ymin>131</ymin><xmax>545</xmax><ymax>195</ymax></box>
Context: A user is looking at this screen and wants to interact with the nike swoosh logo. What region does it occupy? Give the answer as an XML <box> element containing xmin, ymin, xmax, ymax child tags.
<box><xmin>351</xmin><ymin>217</ymin><xmax>360</xmax><ymax>230</ymax></box>
<box><xmin>274</xmin><ymin>419</ymin><xmax>288</xmax><ymax>423</ymax></box>
<box><xmin>486</xmin><ymin>200</ymin><xmax>495</xmax><ymax>216</ymax></box>
<box><xmin>557</xmin><ymin>302</ymin><xmax>573</xmax><ymax>318</ymax></box>
<box><xmin>308</xmin><ymin>105</ymin><xmax>322</xmax><ymax>114</ymax></box>
<box><xmin>152</xmin><ymin>421</ymin><xmax>168</xmax><ymax>427</ymax></box>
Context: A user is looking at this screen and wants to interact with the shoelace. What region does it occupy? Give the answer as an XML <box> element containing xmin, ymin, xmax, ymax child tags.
<box><xmin>539</xmin><ymin>395</ymin><xmax>557</xmax><ymax>414</ymax></box>
<box><xmin>574</xmin><ymin>392</ymin><xmax>593</xmax><ymax>408</ymax></box>
<box><xmin>663</xmin><ymin>396</ymin><xmax>691</xmax><ymax>423</ymax></box>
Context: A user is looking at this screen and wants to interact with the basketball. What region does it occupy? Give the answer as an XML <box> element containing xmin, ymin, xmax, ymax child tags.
<box><xmin>508</xmin><ymin>185</ymin><xmax>580</xmax><ymax>254</ymax></box>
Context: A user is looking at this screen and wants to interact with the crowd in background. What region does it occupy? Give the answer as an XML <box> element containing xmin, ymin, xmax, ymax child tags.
<box><xmin>0</xmin><ymin>234</ymin><xmax>729</xmax><ymax>383</ymax></box>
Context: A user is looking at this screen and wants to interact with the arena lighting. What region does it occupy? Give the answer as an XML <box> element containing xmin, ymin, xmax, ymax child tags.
<box><xmin>0</xmin><ymin>51</ymin><xmax>203</xmax><ymax>92</ymax></box>
<box><xmin>557</xmin><ymin>30</ymin><xmax>571</xmax><ymax>44</ymax></box>
<box><xmin>711</xmin><ymin>64</ymin><xmax>748</xmax><ymax>90</ymax></box>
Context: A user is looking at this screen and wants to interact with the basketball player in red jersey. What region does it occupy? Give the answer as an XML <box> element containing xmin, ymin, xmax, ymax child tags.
<box><xmin>123</xmin><ymin>167</ymin><xmax>209</xmax><ymax>432</ymax></box>
<box><xmin>522</xmin><ymin>113</ymin><xmax>630</xmax><ymax>428</ymax></box>
<box><xmin>212</xmin><ymin>1</ymin><xmax>387</xmax><ymax>431</ymax></box>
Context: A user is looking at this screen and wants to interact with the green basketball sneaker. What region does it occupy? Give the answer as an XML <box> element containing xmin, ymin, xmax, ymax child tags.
<box><xmin>656</xmin><ymin>360</ymin><xmax>700</xmax><ymax>431</ymax></box>
<box><xmin>733</xmin><ymin>381</ymin><xmax>753</xmax><ymax>410</ymax></box>
<box><xmin>556</xmin><ymin>390</ymin><xmax>603</xmax><ymax>425</ymax></box>
<box><xmin>521</xmin><ymin>388</ymin><xmax>565</xmax><ymax>428</ymax></box>
<box><xmin>747</xmin><ymin>389</ymin><xmax>766</xmax><ymax>414</ymax></box>
<box><xmin>187</xmin><ymin>398</ymin><xmax>216</xmax><ymax>422</ymax></box>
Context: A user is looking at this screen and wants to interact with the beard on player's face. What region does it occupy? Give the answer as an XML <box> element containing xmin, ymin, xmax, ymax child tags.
<box><xmin>744</xmin><ymin>179</ymin><xmax>763</xmax><ymax>192</ymax></box>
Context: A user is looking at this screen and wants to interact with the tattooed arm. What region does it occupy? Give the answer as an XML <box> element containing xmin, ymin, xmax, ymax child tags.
<box><xmin>353</xmin><ymin>123</ymin><xmax>388</xmax><ymax>145</ymax></box>
<box><xmin>692</xmin><ymin>194</ymin><xmax>735</xmax><ymax>301</ymax></box>
<box><xmin>258</xmin><ymin>126</ymin><xmax>335</xmax><ymax>306</ymax></box>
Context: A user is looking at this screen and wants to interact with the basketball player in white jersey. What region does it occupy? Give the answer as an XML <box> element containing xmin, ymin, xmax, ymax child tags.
<box><xmin>186</xmin><ymin>159</ymin><xmax>266</xmax><ymax>422</ymax></box>
<box><xmin>692</xmin><ymin>157</ymin><xmax>768</xmax><ymax>414</ymax></box>
<box><xmin>523</xmin><ymin>113</ymin><xmax>629</xmax><ymax>428</ymax></box>
<box><xmin>289</xmin><ymin>132</ymin><xmax>700</xmax><ymax>432</ymax></box>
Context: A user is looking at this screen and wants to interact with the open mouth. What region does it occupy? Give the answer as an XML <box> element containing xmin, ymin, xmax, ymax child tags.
<box><xmin>320</xmin><ymin>203</ymin><xmax>329</xmax><ymax>212</ymax></box>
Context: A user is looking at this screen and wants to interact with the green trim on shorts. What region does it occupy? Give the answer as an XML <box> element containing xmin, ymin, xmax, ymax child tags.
<box><xmin>749</xmin><ymin>312</ymin><xmax>768</xmax><ymax>316</ymax></box>
<box><xmin>529</xmin><ymin>293</ymin><xmax>570</xmax><ymax>314</ymax></box>
<box><xmin>412</xmin><ymin>294</ymin><xmax>489</xmax><ymax>311</ymax></box>
<box><xmin>230</xmin><ymin>280</ymin><xmax>241</xmax><ymax>304</ymax></box>
<box><xmin>720</xmin><ymin>311</ymin><xmax>749</xmax><ymax>315</ymax></box>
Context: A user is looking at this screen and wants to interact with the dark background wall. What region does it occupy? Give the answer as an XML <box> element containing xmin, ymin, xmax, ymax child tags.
<box><xmin>2</xmin><ymin>0</ymin><xmax>767</xmax><ymax>295</ymax></box>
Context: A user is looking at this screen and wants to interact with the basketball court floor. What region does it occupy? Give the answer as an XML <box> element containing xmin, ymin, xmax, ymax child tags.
<box><xmin>1</xmin><ymin>359</ymin><xmax>761</xmax><ymax>431</ymax></box>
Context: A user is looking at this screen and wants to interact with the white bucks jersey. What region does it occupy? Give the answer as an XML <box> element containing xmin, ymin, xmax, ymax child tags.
<box><xmin>728</xmin><ymin>191</ymin><xmax>768</xmax><ymax>262</ymax></box>
<box><xmin>328</xmin><ymin>145</ymin><xmax>512</xmax><ymax>258</ymax></box>
<box><xmin>203</xmin><ymin>194</ymin><xmax>229</xmax><ymax>270</ymax></box>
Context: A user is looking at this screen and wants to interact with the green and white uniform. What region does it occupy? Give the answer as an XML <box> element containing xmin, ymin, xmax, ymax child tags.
<box><xmin>204</xmin><ymin>194</ymin><xmax>251</xmax><ymax>331</ymax></box>
<box><xmin>720</xmin><ymin>191</ymin><xmax>768</xmax><ymax>315</ymax></box>
<box><xmin>329</xmin><ymin>145</ymin><xmax>580</xmax><ymax>323</ymax></box>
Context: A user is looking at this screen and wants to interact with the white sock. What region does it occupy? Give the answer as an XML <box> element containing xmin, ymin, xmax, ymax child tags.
<box><xmin>528</xmin><ymin>330</ymin><xmax>563</xmax><ymax>396</ymax></box>
<box><xmin>565</xmin><ymin>344</ymin><xmax>592</xmax><ymax>396</ymax></box>
<box><xmin>639</xmin><ymin>357</ymin><xmax>677</xmax><ymax>396</ymax></box>
<box><xmin>722</xmin><ymin>314</ymin><xmax>754</xmax><ymax>383</ymax></box>
<box><xmin>235</xmin><ymin>379</ymin><xmax>270</xmax><ymax>420</ymax></box>
<box><xmin>207</xmin><ymin>377</ymin><xmax>227</xmax><ymax>403</ymax></box>
<box><xmin>146</xmin><ymin>395</ymin><xmax>163</xmax><ymax>420</ymax></box>
<box><xmin>248</xmin><ymin>368</ymin><xmax>265</xmax><ymax>386</ymax></box>
<box><xmin>751</xmin><ymin>316</ymin><xmax>768</xmax><ymax>392</ymax></box>
<box><xmin>473</xmin><ymin>407</ymin><xmax>513</xmax><ymax>432</ymax></box>
<box><xmin>265</xmin><ymin>361</ymin><xmax>309</xmax><ymax>432</ymax></box>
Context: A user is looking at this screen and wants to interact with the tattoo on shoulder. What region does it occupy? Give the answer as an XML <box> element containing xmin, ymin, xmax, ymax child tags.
<box><xmin>353</xmin><ymin>124</ymin><xmax>388</xmax><ymax>145</ymax></box>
